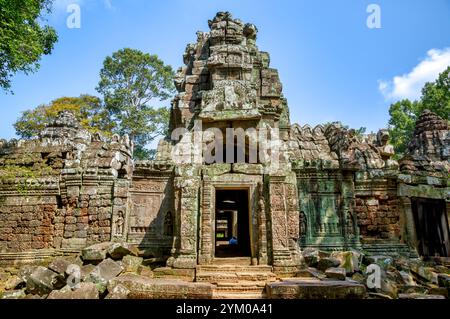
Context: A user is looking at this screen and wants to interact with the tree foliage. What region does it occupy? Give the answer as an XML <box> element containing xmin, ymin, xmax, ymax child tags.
<box><xmin>0</xmin><ymin>0</ymin><xmax>58</xmax><ymax>91</ymax></box>
<box><xmin>14</xmin><ymin>95</ymin><xmax>114</xmax><ymax>139</ymax></box>
<box><xmin>388</xmin><ymin>67</ymin><xmax>450</xmax><ymax>155</ymax></box>
<box><xmin>96</xmin><ymin>48</ymin><xmax>175</xmax><ymax>159</ymax></box>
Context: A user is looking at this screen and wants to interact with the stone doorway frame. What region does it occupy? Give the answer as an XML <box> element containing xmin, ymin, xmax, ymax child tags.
<box><xmin>198</xmin><ymin>173</ymin><xmax>265</xmax><ymax>265</ymax></box>
<box><xmin>398</xmin><ymin>183</ymin><xmax>450</xmax><ymax>257</ymax></box>
<box><xmin>213</xmin><ymin>187</ymin><xmax>252</xmax><ymax>259</ymax></box>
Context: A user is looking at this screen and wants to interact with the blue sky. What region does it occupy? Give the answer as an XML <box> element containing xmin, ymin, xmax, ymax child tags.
<box><xmin>1</xmin><ymin>0</ymin><xmax>449</xmax><ymax>139</ymax></box>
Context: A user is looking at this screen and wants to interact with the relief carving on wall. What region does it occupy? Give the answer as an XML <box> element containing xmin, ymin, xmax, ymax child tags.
<box><xmin>129</xmin><ymin>194</ymin><xmax>163</xmax><ymax>235</ymax></box>
<box><xmin>114</xmin><ymin>211</ymin><xmax>125</xmax><ymax>236</ymax></box>
<box><xmin>270</xmin><ymin>183</ymin><xmax>288</xmax><ymax>249</ymax></box>
<box><xmin>132</xmin><ymin>181</ymin><xmax>165</xmax><ymax>193</ymax></box>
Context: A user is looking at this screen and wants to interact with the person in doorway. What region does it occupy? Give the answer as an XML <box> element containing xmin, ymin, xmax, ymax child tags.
<box><xmin>229</xmin><ymin>236</ymin><xmax>237</xmax><ymax>245</ymax></box>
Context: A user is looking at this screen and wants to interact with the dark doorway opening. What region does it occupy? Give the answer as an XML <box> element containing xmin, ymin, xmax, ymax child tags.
<box><xmin>411</xmin><ymin>198</ymin><xmax>450</xmax><ymax>257</ymax></box>
<box><xmin>215</xmin><ymin>189</ymin><xmax>251</xmax><ymax>258</ymax></box>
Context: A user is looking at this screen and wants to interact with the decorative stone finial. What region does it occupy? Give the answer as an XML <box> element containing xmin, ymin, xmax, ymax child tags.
<box><xmin>49</xmin><ymin>111</ymin><xmax>81</xmax><ymax>129</ymax></box>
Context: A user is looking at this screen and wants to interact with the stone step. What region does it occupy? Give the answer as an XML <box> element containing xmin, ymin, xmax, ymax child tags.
<box><xmin>214</xmin><ymin>286</ymin><xmax>266</xmax><ymax>294</ymax></box>
<box><xmin>266</xmin><ymin>278</ymin><xmax>367</xmax><ymax>299</ymax></box>
<box><xmin>215</xmin><ymin>281</ymin><xmax>267</xmax><ymax>288</ymax></box>
<box><xmin>211</xmin><ymin>257</ymin><xmax>252</xmax><ymax>266</ymax></box>
<box><xmin>213</xmin><ymin>292</ymin><xmax>266</xmax><ymax>299</ymax></box>
<box><xmin>212</xmin><ymin>281</ymin><xmax>267</xmax><ymax>299</ymax></box>
<box><xmin>196</xmin><ymin>271</ymin><xmax>277</xmax><ymax>283</ymax></box>
<box><xmin>196</xmin><ymin>272</ymin><xmax>239</xmax><ymax>283</ymax></box>
<box><xmin>197</xmin><ymin>265</ymin><xmax>273</xmax><ymax>272</ymax></box>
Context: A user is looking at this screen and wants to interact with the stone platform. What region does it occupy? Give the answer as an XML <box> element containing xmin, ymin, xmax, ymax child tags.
<box><xmin>109</xmin><ymin>274</ymin><xmax>214</xmax><ymax>299</ymax></box>
<box><xmin>266</xmin><ymin>278</ymin><xmax>367</xmax><ymax>299</ymax></box>
<box><xmin>0</xmin><ymin>249</ymin><xmax>80</xmax><ymax>267</ymax></box>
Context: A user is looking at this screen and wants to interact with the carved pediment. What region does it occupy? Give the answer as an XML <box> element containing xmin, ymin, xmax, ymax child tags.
<box><xmin>199</xmin><ymin>81</ymin><xmax>260</xmax><ymax>121</ymax></box>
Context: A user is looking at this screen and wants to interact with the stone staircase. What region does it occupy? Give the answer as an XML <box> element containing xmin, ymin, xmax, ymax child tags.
<box><xmin>195</xmin><ymin>258</ymin><xmax>278</xmax><ymax>299</ymax></box>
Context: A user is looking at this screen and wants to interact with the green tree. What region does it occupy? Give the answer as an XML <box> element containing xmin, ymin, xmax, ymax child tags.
<box><xmin>96</xmin><ymin>48</ymin><xmax>175</xmax><ymax>160</ymax></box>
<box><xmin>388</xmin><ymin>67</ymin><xmax>450</xmax><ymax>155</ymax></box>
<box><xmin>14</xmin><ymin>95</ymin><xmax>114</xmax><ymax>139</ymax></box>
<box><xmin>0</xmin><ymin>0</ymin><xmax>58</xmax><ymax>92</ymax></box>
<box><xmin>388</xmin><ymin>99</ymin><xmax>421</xmax><ymax>155</ymax></box>
<box><xmin>421</xmin><ymin>67</ymin><xmax>450</xmax><ymax>119</ymax></box>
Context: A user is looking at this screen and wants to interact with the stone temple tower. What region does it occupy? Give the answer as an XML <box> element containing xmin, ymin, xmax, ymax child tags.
<box><xmin>160</xmin><ymin>11</ymin><xmax>301</xmax><ymax>273</ymax></box>
<box><xmin>1</xmin><ymin>11</ymin><xmax>447</xmax><ymax>281</ymax></box>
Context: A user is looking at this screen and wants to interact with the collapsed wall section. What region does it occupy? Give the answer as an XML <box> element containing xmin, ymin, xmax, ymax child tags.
<box><xmin>0</xmin><ymin>112</ymin><xmax>133</xmax><ymax>253</ymax></box>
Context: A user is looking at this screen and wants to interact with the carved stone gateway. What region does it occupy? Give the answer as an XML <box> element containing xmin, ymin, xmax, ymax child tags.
<box><xmin>0</xmin><ymin>13</ymin><xmax>449</xmax><ymax>279</ymax></box>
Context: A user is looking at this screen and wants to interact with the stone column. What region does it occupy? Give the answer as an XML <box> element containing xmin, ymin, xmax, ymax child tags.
<box><xmin>268</xmin><ymin>175</ymin><xmax>297</xmax><ymax>274</ymax></box>
<box><xmin>170</xmin><ymin>176</ymin><xmax>200</xmax><ymax>269</ymax></box>
<box><xmin>341</xmin><ymin>173</ymin><xmax>361</xmax><ymax>249</ymax></box>
<box><xmin>399</xmin><ymin>195</ymin><xmax>418</xmax><ymax>256</ymax></box>
<box><xmin>285</xmin><ymin>177</ymin><xmax>301</xmax><ymax>265</ymax></box>
<box><xmin>199</xmin><ymin>181</ymin><xmax>213</xmax><ymax>264</ymax></box>
<box><xmin>111</xmin><ymin>179</ymin><xmax>130</xmax><ymax>242</ymax></box>
<box><xmin>257</xmin><ymin>181</ymin><xmax>268</xmax><ymax>265</ymax></box>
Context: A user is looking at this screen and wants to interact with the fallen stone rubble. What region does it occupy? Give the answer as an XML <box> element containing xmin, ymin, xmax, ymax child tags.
<box><xmin>293</xmin><ymin>248</ymin><xmax>449</xmax><ymax>299</ymax></box>
<box><xmin>0</xmin><ymin>243</ymin><xmax>448</xmax><ymax>299</ymax></box>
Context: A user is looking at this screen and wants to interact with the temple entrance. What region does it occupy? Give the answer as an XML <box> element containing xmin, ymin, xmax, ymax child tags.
<box><xmin>411</xmin><ymin>198</ymin><xmax>450</xmax><ymax>257</ymax></box>
<box><xmin>215</xmin><ymin>189</ymin><xmax>251</xmax><ymax>258</ymax></box>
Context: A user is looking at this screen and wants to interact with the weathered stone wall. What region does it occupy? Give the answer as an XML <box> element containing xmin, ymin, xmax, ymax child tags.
<box><xmin>289</xmin><ymin>123</ymin><xmax>403</xmax><ymax>249</ymax></box>
<box><xmin>0</xmin><ymin>112</ymin><xmax>133</xmax><ymax>253</ymax></box>
<box><xmin>0</xmin><ymin>196</ymin><xmax>58</xmax><ymax>251</ymax></box>
<box><xmin>0</xmin><ymin>12</ymin><xmax>448</xmax><ymax>263</ymax></box>
<box><xmin>126</xmin><ymin>161</ymin><xmax>174</xmax><ymax>257</ymax></box>
<box><xmin>0</xmin><ymin>136</ymin><xmax>64</xmax><ymax>252</ymax></box>
<box><xmin>355</xmin><ymin>196</ymin><xmax>401</xmax><ymax>240</ymax></box>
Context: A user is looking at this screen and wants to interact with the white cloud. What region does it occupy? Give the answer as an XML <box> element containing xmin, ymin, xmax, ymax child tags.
<box><xmin>379</xmin><ymin>48</ymin><xmax>450</xmax><ymax>101</ymax></box>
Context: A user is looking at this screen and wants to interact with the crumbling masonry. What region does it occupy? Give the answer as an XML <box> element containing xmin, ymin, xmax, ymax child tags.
<box><xmin>0</xmin><ymin>12</ymin><xmax>449</xmax><ymax>276</ymax></box>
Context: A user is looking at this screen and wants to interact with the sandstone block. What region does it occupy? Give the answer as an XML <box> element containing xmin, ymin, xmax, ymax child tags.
<box><xmin>317</xmin><ymin>257</ymin><xmax>341</xmax><ymax>272</ymax></box>
<box><xmin>325</xmin><ymin>267</ymin><xmax>346</xmax><ymax>280</ymax></box>
<box><xmin>88</xmin><ymin>258</ymin><xmax>123</xmax><ymax>293</ymax></box>
<box><xmin>266</xmin><ymin>279</ymin><xmax>366</xmax><ymax>299</ymax></box>
<box><xmin>108</xmin><ymin>274</ymin><xmax>213</xmax><ymax>299</ymax></box>
<box><xmin>26</xmin><ymin>266</ymin><xmax>65</xmax><ymax>296</ymax></box>
<box><xmin>107</xmin><ymin>242</ymin><xmax>139</xmax><ymax>260</ymax></box>
<box><xmin>47</xmin><ymin>282</ymin><xmax>99</xmax><ymax>299</ymax></box>
<box><xmin>81</xmin><ymin>242</ymin><xmax>111</xmax><ymax>262</ymax></box>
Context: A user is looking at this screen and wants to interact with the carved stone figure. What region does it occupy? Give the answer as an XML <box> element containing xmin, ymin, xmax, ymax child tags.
<box><xmin>299</xmin><ymin>212</ymin><xmax>307</xmax><ymax>236</ymax></box>
<box><xmin>115</xmin><ymin>211</ymin><xmax>125</xmax><ymax>236</ymax></box>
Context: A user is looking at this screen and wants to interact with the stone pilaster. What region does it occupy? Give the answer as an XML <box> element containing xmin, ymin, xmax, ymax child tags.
<box><xmin>171</xmin><ymin>176</ymin><xmax>200</xmax><ymax>269</ymax></box>
<box><xmin>111</xmin><ymin>179</ymin><xmax>130</xmax><ymax>242</ymax></box>
<box><xmin>257</xmin><ymin>181</ymin><xmax>268</xmax><ymax>265</ymax></box>
<box><xmin>268</xmin><ymin>175</ymin><xmax>298</xmax><ymax>274</ymax></box>
<box><xmin>198</xmin><ymin>182</ymin><xmax>213</xmax><ymax>264</ymax></box>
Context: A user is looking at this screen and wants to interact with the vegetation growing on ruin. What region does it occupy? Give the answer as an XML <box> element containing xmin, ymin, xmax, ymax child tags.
<box><xmin>0</xmin><ymin>164</ymin><xmax>53</xmax><ymax>179</ymax></box>
<box><xmin>0</xmin><ymin>164</ymin><xmax>53</xmax><ymax>194</ymax></box>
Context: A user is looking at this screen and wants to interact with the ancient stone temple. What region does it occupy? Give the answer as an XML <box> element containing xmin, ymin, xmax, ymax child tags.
<box><xmin>0</xmin><ymin>12</ymin><xmax>449</xmax><ymax>289</ymax></box>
